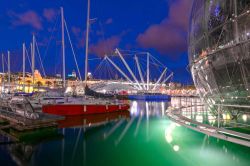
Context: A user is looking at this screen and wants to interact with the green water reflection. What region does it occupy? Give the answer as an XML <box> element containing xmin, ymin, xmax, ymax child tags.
<box><xmin>0</xmin><ymin>101</ymin><xmax>250</xmax><ymax>166</ymax></box>
<box><xmin>171</xmin><ymin>97</ymin><xmax>250</xmax><ymax>134</ymax></box>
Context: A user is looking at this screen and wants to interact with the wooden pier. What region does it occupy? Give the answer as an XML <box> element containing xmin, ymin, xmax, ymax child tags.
<box><xmin>0</xmin><ymin>109</ymin><xmax>64</xmax><ymax>131</ymax></box>
<box><xmin>0</xmin><ymin>109</ymin><xmax>64</xmax><ymax>142</ymax></box>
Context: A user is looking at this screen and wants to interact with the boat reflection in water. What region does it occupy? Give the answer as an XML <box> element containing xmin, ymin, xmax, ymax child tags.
<box><xmin>7</xmin><ymin>143</ymin><xmax>38</xmax><ymax>166</ymax></box>
<box><xmin>0</xmin><ymin>127</ymin><xmax>62</xmax><ymax>166</ymax></box>
<box><xmin>0</xmin><ymin>100</ymin><xmax>250</xmax><ymax>166</ymax></box>
<box><xmin>57</xmin><ymin>111</ymin><xmax>131</xmax><ymax>128</ymax></box>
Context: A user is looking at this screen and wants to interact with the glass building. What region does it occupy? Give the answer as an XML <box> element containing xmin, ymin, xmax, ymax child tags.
<box><xmin>188</xmin><ymin>0</ymin><xmax>250</xmax><ymax>108</ymax></box>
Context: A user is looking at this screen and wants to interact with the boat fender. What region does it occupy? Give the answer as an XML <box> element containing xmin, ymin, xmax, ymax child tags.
<box><xmin>119</xmin><ymin>104</ymin><xmax>121</xmax><ymax>110</ymax></box>
<box><xmin>106</xmin><ymin>104</ymin><xmax>108</xmax><ymax>110</ymax></box>
<box><xmin>84</xmin><ymin>105</ymin><xmax>87</xmax><ymax>112</ymax></box>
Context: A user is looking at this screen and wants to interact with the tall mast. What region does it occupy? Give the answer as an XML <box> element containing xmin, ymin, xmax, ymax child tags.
<box><xmin>105</xmin><ymin>56</ymin><xmax>134</xmax><ymax>84</ymax></box>
<box><xmin>61</xmin><ymin>7</ymin><xmax>66</xmax><ymax>88</ymax></box>
<box><xmin>135</xmin><ymin>55</ymin><xmax>146</xmax><ymax>90</ymax></box>
<box><xmin>23</xmin><ymin>43</ymin><xmax>26</xmax><ymax>91</ymax></box>
<box><xmin>147</xmin><ymin>53</ymin><xmax>150</xmax><ymax>90</ymax></box>
<box><xmin>152</xmin><ymin>67</ymin><xmax>167</xmax><ymax>90</ymax></box>
<box><xmin>1</xmin><ymin>54</ymin><xmax>4</xmax><ymax>73</ymax></box>
<box><xmin>2</xmin><ymin>53</ymin><xmax>4</xmax><ymax>93</ymax></box>
<box><xmin>116</xmin><ymin>49</ymin><xmax>142</xmax><ymax>90</ymax></box>
<box><xmin>32</xmin><ymin>35</ymin><xmax>35</xmax><ymax>85</ymax></box>
<box><xmin>7</xmin><ymin>51</ymin><xmax>10</xmax><ymax>93</ymax></box>
<box><xmin>84</xmin><ymin>0</ymin><xmax>90</xmax><ymax>86</ymax></box>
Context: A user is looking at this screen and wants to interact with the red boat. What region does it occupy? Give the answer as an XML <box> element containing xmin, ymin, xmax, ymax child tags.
<box><xmin>42</xmin><ymin>103</ymin><xmax>130</xmax><ymax>116</ymax></box>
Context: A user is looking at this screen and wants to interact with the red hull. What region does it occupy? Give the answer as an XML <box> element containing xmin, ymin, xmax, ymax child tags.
<box><xmin>58</xmin><ymin>111</ymin><xmax>130</xmax><ymax>128</ymax></box>
<box><xmin>42</xmin><ymin>104</ymin><xmax>130</xmax><ymax>116</ymax></box>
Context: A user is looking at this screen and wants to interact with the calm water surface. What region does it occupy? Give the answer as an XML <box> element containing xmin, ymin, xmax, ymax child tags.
<box><xmin>0</xmin><ymin>100</ymin><xmax>249</xmax><ymax>166</ymax></box>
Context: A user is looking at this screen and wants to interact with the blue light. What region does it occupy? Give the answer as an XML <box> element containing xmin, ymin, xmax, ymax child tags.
<box><xmin>215</xmin><ymin>4</ymin><xmax>220</xmax><ymax>17</ymax></box>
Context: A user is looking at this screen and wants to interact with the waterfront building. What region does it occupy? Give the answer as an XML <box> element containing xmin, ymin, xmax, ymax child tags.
<box><xmin>0</xmin><ymin>69</ymin><xmax>102</xmax><ymax>93</ymax></box>
<box><xmin>189</xmin><ymin>1</ymin><xmax>250</xmax><ymax>108</ymax></box>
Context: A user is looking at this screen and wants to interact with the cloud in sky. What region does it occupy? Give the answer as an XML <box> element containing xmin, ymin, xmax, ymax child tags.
<box><xmin>71</xmin><ymin>25</ymin><xmax>123</xmax><ymax>54</ymax></box>
<box><xmin>105</xmin><ymin>18</ymin><xmax>113</xmax><ymax>25</ymax></box>
<box><xmin>137</xmin><ymin>0</ymin><xmax>193</xmax><ymax>56</ymax></box>
<box><xmin>8</xmin><ymin>10</ymin><xmax>43</xmax><ymax>30</ymax></box>
<box><xmin>43</xmin><ymin>8</ymin><xmax>58</xmax><ymax>22</ymax></box>
<box><xmin>90</xmin><ymin>35</ymin><xmax>121</xmax><ymax>57</ymax></box>
<box><xmin>71</xmin><ymin>26</ymin><xmax>86</xmax><ymax>48</ymax></box>
<box><xmin>72</xmin><ymin>26</ymin><xmax>81</xmax><ymax>36</ymax></box>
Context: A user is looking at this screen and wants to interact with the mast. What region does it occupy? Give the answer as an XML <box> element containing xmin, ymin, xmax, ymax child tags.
<box><xmin>32</xmin><ymin>35</ymin><xmax>35</xmax><ymax>85</ymax></box>
<box><xmin>146</xmin><ymin>53</ymin><xmax>150</xmax><ymax>90</ymax></box>
<box><xmin>116</xmin><ymin>49</ymin><xmax>142</xmax><ymax>90</ymax></box>
<box><xmin>7</xmin><ymin>51</ymin><xmax>10</xmax><ymax>93</ymax></box>
<box><xmin>2</xmin><ymin>54</ymin><xmax>4</xmax><ymax>93</ymax></box>
<box><xmin>84</xmin><ymin>0</ymin><xmax>90</xmax><ymax>87</ymax></box>
<box><xmin>23</xmin><ymin>43</ymin><xmax>26</xmax><ymax>91</ymax></box>
<box><xmin>152</xmin><ymin>67</ymin><xmax>167</xmax><ymax>90</ymax></box>
<box><xmin>135</xmin><ymin>55</ymin><xmax>146</xmax><ymax>90</ymax></box>
<box><xmin>161</xmin><ymin>72</ymin><xmax>174</xmax><ymax>84</ymax></box>
<box><xmin>61</xmin><ymin>7</ymin><xmax>66</xmax><ymax>88</ymax></box>
<box><xmin>105</xmin><ymin>56</ymin><xmax>134</xmax><ymax>84</ymax></box>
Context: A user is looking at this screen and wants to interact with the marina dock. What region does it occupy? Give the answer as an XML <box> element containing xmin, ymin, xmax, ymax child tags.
<box><xmin>0</xmin><ymin>109</ymin><xmax>64</xmax><ymax>142</ymax></box>
<box><xmin>0</xmin><ymin>109</ymin><xmax>64</xmax><ymax>131</ymax></box>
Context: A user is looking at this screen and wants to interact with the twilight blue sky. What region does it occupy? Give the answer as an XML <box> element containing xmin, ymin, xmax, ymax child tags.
<box><xmin>0</xmin><ymin>0</ymin><xmax>193</xmax><ymax>84</ymax></box>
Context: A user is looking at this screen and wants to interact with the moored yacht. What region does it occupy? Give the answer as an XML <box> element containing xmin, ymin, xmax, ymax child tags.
<box><xmin>42</xmin><ymin>99</ymin><xmax>130</xmax><ymax>116</ymax></box>
<box><xmin>0</xmin><ymin>96</ymin><xmax>39</xmax><ymax>119</ymax></box>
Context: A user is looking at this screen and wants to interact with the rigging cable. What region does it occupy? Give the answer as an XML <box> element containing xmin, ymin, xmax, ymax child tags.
<box><xmin>42</xmin><ymin>15</ymin><xmax>60</xmax><ymax>63</ymax></box>
<box><xmin>35</xmin><ymin>40</ymin><xmax>46</xmax><ymax>77</ymax></box>
<box><xmin>25</xmin><ymin>47</ymin><xmax>32</xmax><ymax>71</ymax></box>
<box><xmin>64</xmin><ymin>19</ymin><xmax>82</xmax><ymax>81</ymax></box>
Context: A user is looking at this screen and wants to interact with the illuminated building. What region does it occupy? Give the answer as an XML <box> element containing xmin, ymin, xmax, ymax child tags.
<box><xmin>189</xmin><ymin>1</ymin><xmax>250</xmax><ymax>107</ymax></box>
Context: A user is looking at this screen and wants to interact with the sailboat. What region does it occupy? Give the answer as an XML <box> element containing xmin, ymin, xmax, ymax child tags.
<box><xmin>42</xmin><ymin>1</ymin><xmax>130</xmax><ymax>116</ymax></box>
<box><xmin>0</xmin><ymin>50</ymin><xmax>40</xmax><ymax>119</ymax></box>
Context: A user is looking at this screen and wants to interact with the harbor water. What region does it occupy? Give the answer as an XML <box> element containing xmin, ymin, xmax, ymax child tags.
<box><xmin>0</xmin><ymin>99</ymin><xmax>249</xmax><ymax>166</ymax></box>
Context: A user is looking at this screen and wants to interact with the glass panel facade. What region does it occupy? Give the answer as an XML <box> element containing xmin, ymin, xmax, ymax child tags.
<box><xmin>189</xmin><ymin>0</ymin><xmax>250</xmax><ymax>107</ymax></box>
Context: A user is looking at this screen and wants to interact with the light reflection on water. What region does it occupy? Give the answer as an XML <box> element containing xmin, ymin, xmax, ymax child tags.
<box><xmin>0</xmin><ymin>100</ymin><xmax>249</xmax><ymax>166</ymax></box>
<box><xmin>171</xmin><ymin>97</ymin><xmax>250</xmax><ymax>128</ymax></box>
